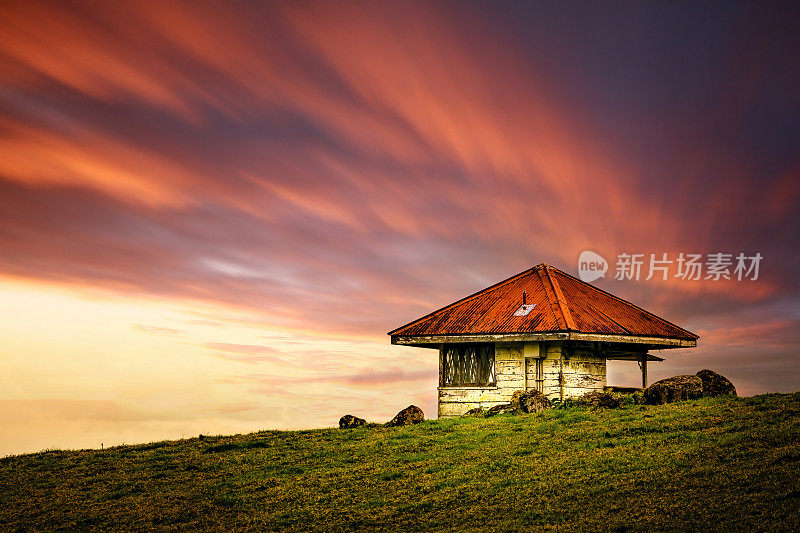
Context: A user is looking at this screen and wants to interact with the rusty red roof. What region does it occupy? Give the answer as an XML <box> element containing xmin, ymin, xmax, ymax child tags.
<box><xmin>388</xmin><ymin>263</ymin><xmax>698</xmax><ymax>341</ymax></box>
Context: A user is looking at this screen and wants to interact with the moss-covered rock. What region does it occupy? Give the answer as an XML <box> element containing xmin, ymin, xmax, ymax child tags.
<box><xmin>696</xmin><ymin>369</ymin><xmax>737</xmax><ymax>397</ymax></box>
<box><xmin>644</xmin><ymin>375</ymin><xmax>703</xmax><ymax>405</ymax></box>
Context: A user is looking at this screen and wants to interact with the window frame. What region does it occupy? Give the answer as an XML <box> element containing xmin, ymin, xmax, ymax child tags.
<box><xmin>439</xmin><ymin>342</ymin><xmax>496</xmax><ymax>388</ymax></box>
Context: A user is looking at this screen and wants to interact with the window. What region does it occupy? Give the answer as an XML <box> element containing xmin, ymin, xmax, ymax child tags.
<box><xmin>441</xmin><ymin>343</ymin><xmax>496</xmax><ymax>386</ymax></box>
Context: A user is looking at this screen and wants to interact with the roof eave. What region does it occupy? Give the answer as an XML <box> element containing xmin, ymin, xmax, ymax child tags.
<box><xmin>390</xmin><ymin>331</ymin><xmax>697</xmax><ymax>348</ymax></box>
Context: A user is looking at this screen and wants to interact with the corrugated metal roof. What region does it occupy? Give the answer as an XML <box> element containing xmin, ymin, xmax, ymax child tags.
<box><xmin>388</xmin><ymin>263</ymin><xmax>698</xmax><ymax>341</ymax></box>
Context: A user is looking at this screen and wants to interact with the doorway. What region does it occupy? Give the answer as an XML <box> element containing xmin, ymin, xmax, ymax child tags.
<box><xmin>525</xmin><ymin>357</ymin><xmax>544</xmax><ymax>392</ymax></box>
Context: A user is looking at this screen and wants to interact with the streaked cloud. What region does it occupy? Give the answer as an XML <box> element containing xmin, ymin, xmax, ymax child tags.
<box><xmin>133</xmin><ymin>324</ymin><xmax>184</xmax><ymax>337</ymax></box>
<box><xmin>0</xmin><ymin>1</ymin><xmax>797</xmax><ymax>454</ymax></box>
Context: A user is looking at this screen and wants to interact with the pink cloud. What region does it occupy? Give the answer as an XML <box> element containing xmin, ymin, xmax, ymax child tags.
<box><xmin>0</xmin><ymin>0</ymin><xmax>797</xmax><ymax>400</ymax></box>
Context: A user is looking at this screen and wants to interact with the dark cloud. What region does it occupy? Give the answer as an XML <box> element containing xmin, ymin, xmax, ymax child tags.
<box><xmin>0</xmin><ymin>1</ymin><xmax>798</xmax><ymax>391</ymax></box>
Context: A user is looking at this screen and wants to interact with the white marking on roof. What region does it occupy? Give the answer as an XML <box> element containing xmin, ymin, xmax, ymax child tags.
<box><xmin>513</xmin><ymin>304</ymin><xmax>536</xmax><ymax>316</ymax></box>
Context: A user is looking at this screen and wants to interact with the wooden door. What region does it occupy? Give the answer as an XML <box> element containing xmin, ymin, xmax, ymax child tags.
<box><xmin>525</xmin><ymin>357</ymin><xmax>544</xmax><ymax>392</ymax></box>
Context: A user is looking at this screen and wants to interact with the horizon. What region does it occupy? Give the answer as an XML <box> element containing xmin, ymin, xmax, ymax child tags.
<box><xmin>1</xmin><ymin>1</ymin><xmax>799</xmax><ymax>456</ymax></box>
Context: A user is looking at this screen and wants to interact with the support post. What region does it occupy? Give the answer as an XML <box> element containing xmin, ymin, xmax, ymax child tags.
<box><xmin>438</xmin><ymin>344</ymin><xmax>444</xmax><ymax>419</ymax></box>
<box><xmin>438</xmin><ymin>344</ymin><xmax>444</xmax><ymax>387</ymax></box>
<box><xmin>641</xmin><ymin>353</ymin><xmax>648</xmax><ymax>389</ymax></box>
<box><xmin>559</xmin><ymin>345</ymin><xmax>564</xmax><ymax>402</ymax></box>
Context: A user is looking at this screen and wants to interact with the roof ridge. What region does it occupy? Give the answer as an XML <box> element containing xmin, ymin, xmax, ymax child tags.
<box><xmin>536</xmin><ymin>267</ymin><xmax>566</xmax><ymax>330</ymax></box>
<box><xmin>548</xmin><ymin>266</ymin><xmax>698</xmax><ymax>340</ymax></box>
<box><xmin>386</xmin><ymin>264</ymin><xmax>544</xmax><ymax>335</ymax></box>
<box><xmin>543</xmin><ymin>266</ymin><xmax>576</xmax><ymax>330</ymax></box>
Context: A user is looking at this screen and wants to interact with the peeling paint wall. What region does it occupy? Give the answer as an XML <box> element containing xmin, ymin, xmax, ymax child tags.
<box><xmin>558</xmin><ymin>343</ymin><xmax>607</xmax><ymax>398</ymax></box>
<box><xmin>438</xmin><ymin>341</ymin><xmax>607</xmax><ymax>417</ymax></box>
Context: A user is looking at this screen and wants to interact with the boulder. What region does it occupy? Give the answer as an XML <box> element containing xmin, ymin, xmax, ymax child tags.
<box><xmin>696</xmin><ymin>370</ymin><xmax>737</xmax><ymax>397</ymax></box>
<box><xmin>485</xmin><ymin>403</ymin><xmax>517</xmax><ymax>417</ymax></box>
<box><xmin>643</xmin><ymin>375</ymin><xmax>703</xmax><ymax>405</ymax></box>
<box><xmin>511</xmin><ymin>389</ymin><xmax>552</xmax><ymax>413</ymax></box>
<box><xmin>338</xmin><ymin>414</ymin><xmax>366</xmax><ymax>429</ymax></box>
<box><xmin>386</xmin><ymin>405</ymin><xmax>424</xmax><ymax>427</ymax></box>
<box><xmin>462</xmin><ymin>407</ymin><xmax>485</xmax><ymax>417</ymax></box>
<box><xmin>578</xmin><ymin>390</ymin><xmax>621</xmax><ymax>409</ymax></box>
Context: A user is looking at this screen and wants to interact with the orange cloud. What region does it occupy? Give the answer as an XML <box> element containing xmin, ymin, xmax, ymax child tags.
<box><xmin>0</xmin><ymin>1</ymin><xmax>798</xmax><ymax>455</ymax></box>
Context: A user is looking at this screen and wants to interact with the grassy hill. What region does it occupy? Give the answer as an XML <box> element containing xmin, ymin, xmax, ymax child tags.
<box><xmin>2</xmin><ymin>393</ymin><xmax>800</xmax><ymax>532</ymax></box>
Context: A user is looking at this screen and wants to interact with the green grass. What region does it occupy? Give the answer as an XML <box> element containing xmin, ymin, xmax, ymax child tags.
<box><xmin>2</xmin><ymin>393</ymin><xmax>800</xmax><ymax>531</ymax></box>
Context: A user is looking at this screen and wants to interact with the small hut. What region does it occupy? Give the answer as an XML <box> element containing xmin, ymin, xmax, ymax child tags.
<box><xmin>388</xmin><ymin>263</ymin><xmax>698</xmax><ymax>417</ymax></box>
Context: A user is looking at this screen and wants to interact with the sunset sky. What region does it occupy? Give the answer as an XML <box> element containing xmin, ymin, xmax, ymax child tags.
<box><xmin>1</xmin><ymin>1</ymin><xmax>799</xmax><ymax>455</ymax></box>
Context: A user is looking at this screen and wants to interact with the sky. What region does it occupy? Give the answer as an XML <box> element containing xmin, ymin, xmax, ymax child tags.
<box><xmin>1</xmin><ymin>0</ymin><xmax>799</xmax><ymax>455</ymax></box>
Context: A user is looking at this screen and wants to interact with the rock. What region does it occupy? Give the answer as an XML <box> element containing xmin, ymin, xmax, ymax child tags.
<box><xmin>578</xmin><ymin>391</ymin><xmax>621</xmax><ymax>409</ymax></box>
<box><xmin>462</xmin><ymin>407</ymin><xmax>485</xmax><ymax>417</ymax></box>
<box><xmin>696</xmin><ymin>370</ymin><xmax>737</xmax><ymax>397</ymax></box>
<box><xmin>485</xmin><ymin>403</ymin><xmax>517</xmax><ymax>417</ymax></box>
<box><xmin>643</xmin><ymin>375</ymin><xmax>703</xmax><ymax>405</ymax></box>
<box><xmin>511</xmin><ymin>389</ymin><xmax>552</xmax><ymax>413</ymax></box>
<box><xmin>385</xmin><ymin>405</ymin><xmax>424</xmax><ymax>427</ymax></box>
<box><xmin>339</xmin><ymin>414</ymin><xmax>366</xmax><ymax>429</ymax></box>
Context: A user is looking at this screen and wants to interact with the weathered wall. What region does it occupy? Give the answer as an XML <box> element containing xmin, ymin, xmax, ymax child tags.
<box><xmin>538</xmin><ymin>342</ymin><xmax>607</xmax><ymax>400</ymax></box>
<box><xmin>438</xmin><ymin>341</ymin><xmax>607</xmax><ymax>417</ymax></box>
<box><xmin>559</xmin><ymin>343</ymin><xmax>607</xmax><ymax>398</ymax></box>
<box><xmin>438</xmin><ymin>342</ymin><xmax>523</xmax><ymax>417</ymax></box>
